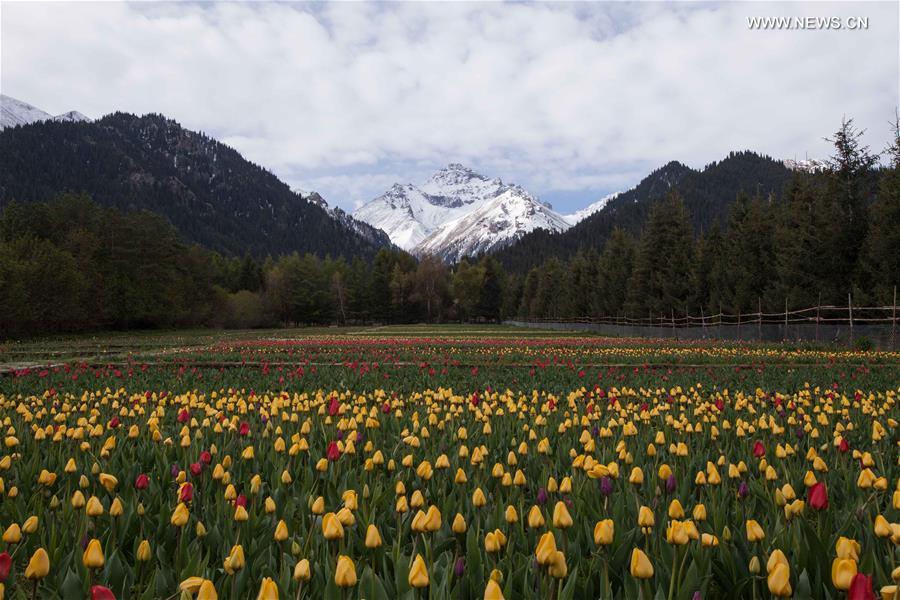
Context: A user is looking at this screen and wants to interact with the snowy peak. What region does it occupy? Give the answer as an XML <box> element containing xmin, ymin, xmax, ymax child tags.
<box><xmin>417</xmin><ymin>187</ymin><xmax>571</xmax><ymax>262</ymax></box>
<box><xmin>353</xmin><ymin>163</ymin><xmax>573</xmax><ymax>261</ymax></box>
<box><xmin>783</xmin><ymin>158</ymin><xmax>828</xmax><ymax>172</ymax></box>
<box><xmin>51</xmin><ymin>110</ymin><xmax>91</xmax><ymax>123</ymax></box>
<box><xmin>563</xmin><ymin>192</ymin><xmax>620</xmax><ymax>225</ymax></box>
<box><xmin>0</xmin><ymin>94</ymin><xmax>91</xmax><ymax>130</ymax></box>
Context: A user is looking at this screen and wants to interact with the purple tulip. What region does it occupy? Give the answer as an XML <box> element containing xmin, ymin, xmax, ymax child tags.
<box><xmin>336</xmin><ymin>430</ymin><xmax>344</xmax><ymax>441</ymax></box>
<box><xmin>454</xmin><ymin>557</ymin><xmax>465</xmax><ymax>577</ymax></box>
<box><xmin>599</xmin><ymin>476</ymin><xmax>614</xmax><ymax>497</ymax></box>
<box><xmin>170</xmin><ymin>463</ymin><xmax>180</xmax><ymax>478</ymax></box>
<box><xmin>666</xmin><ymin>474</ymin><xmax>677</xmax><ymax>494</ymax></box>
<box><xmin>738</xmin><ymin>480</ymin><xmax>749</xmax><ymax>499</ymax></box>
<box><xmin>692</xmin><ymin>592</ymin><xmax>702</xmax><ymax>600</ymax></box>
<box><xmin>536</xmin><ymin>487</ymin><xmax>548</xmax><ymax>505</ymax></box>
<box><xmin>355</xmin><ymin>431</ymin><xmax>364</xmax><ymax>443</ymax></box>
<box><xmin>591</xmin><ymin>426</ymin><xmax>600</xmax><ymax>437</ymax></box>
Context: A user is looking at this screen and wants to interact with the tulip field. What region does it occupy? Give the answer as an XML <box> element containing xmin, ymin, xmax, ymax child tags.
<box><xmin>0</xmin><ymin>328</ymin><xmax>898</xmax><ymax>600</ymax></box>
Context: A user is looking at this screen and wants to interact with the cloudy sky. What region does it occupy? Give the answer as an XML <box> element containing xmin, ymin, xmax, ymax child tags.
<box><xmin>2</xmin><ymin>1</ymin><xmax>897</xmax><ymax>213</ymax></box>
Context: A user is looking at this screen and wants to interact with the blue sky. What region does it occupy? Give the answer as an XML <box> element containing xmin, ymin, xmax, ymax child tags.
<box><xmin>2</xmin><ymin>1</ymin><xmax>897</xmax><ymax>214</ymax></box>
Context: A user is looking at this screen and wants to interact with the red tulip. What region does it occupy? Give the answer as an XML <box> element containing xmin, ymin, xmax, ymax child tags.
<box><xmin>239</xmin><ymin>422</ymin><xmax>250</xmax><ymax>436</ymax></box>
<box><xmin>235</xmin><ymin>494</ymin><xmax>248</xmax><ymax>508</ymax></box>
<box><xmin>190</xmin><ymin>463</ymin><xmax>202</xmax><ymax>476</ymax></box>
<box><xmin>715</xmin><ymin>398</ymin><xmax>725</xmax><ymax>412</ymax></box>
<box><xmin>108</xmin><ymin>416</ymin><xmax>120</xmax><ymax>428</ymax></box>
<box><xmin>328</xmin><ymin>396</ymin><xmax>340</xmax><ymax>416</ymax></box>
<box><xmin>199</xmin><ymin>451</ymin><xmax>212</xmax><ymax>464</ymax></box>
<box><xmin>807</xmin><ymin>482</ymin><xmax>828</xmax><ymax>510</ymax></box>
<box><xmin>0</xmin><ymin>551</ymin><xmax>11</xmax><ymax>581</ymax></box>
<box><xmin>177</xmin><ymin>409</ymin><xmax>189</xmax><ymax>423</ymax></box>
<box><xmin>848</xmin><ymin>573</ymin><xmax>876</xmax><ymax>600</ymax></box>
<box><xmin>326</xmin><ymin>441</ymin><xmax>340</xmax><ymax>462</ymax></box>
<box><xmin>91</xmin><ymin>585</ymin><xmax>117</xmax><ymax>600</ymax></box>
<box><xmin>839</xmin><ymin>438</ymin><xmax>850</xmax><ymax>453</ymax></box>
<box><xmin>179</xmin><ymin>483</ymin><xmax>194</xmax><ymax>503</ymax></box>
<box><xmin>381</xmin><ymin>402</ymin><xmax>390</xmax><ymax>414</ymax></box>
<box><xmin>752</xmin><ymin>441</ymin><xmax>765</xmax><ymax>458</ymax></box>
<box><xmin>134</xmin><ymin>473</ymin><xmax>149</xmax><ymax>490</ymax></box>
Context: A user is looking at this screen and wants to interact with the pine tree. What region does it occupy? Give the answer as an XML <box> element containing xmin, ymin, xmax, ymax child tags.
<box><xmin>625</xmin><ymin>193</ymin><xmax>695</xmax><ymax>316</ymax></box>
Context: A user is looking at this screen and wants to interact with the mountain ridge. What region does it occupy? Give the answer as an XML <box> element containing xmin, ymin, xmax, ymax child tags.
<box><xmin>0</xmin><ymin>111</ymin><xmax>392</xmax><ymax>259</ymax></box>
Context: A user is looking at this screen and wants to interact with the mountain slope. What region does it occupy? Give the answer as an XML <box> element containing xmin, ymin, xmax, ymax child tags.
<box><xmin>493</xmin><ymin>152</ymin><xmax>796</xmax><ymax>272</ymax></box>
<box><xmin>354</xmin><ymin>163</ymin><xmax>571</xmax><ymax>258</ymax></box>
<box><xmin>417</xmin><ymin>187</ymin><xmax>572</xmax><ymax>262</ymax></box>
<box><xmin>0</xmin><ymin>112</ymin><xmax>391</xmax><ymax>259</ymax></box>
<box><xmin>1</xmin><ymin>94</ymin><xmax>90</xmax><ymax>129</ymax></box>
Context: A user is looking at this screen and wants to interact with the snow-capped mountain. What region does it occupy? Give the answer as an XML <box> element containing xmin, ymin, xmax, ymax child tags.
<box><xmin>562</xmin><ymin>192</ymin><xmax>620</xmax><ymax>225</ymax></box>
<box><xmin>353</xmin><ymin>163</ymin><xmax>572</xmax><ymax>259</ymax></box>
<box><xmin>783</xmin><ymin>158</ymin><xmax>828</xmax><ymax>172</ymax></box>
<box><xmin>417</xmin><ymin>187</ymin><xmax>572</xmax><ymax>262</ymax></box>
<box><xmin>0</xmin><ymin>95</ymin><xmax>90</xmax><ymax>130</ymax></box>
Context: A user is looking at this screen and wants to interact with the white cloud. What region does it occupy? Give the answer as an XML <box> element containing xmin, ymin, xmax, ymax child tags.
<box><xmin>2</xmin><ymin>1</ymin><xmax>896</xmax><ymax>211</ymax></box>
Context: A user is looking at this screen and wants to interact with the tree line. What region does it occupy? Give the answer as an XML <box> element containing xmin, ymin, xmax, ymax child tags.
<box><xmin>1</xmin><ymin>118</ymin><xmax>896</xmax><ymax>338</ymax></box>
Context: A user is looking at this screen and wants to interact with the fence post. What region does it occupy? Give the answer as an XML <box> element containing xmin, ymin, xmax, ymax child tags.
<box><xmin>784</xmin><ymin>298</ymin><xmax>788</xmax><ymax>342</ymax></box>
<box><xmin>892</xmin><ymin>286</ymin><xmax>897</xmax><ymax>351</ymax></box>
<box><xmin>718</xmin><ymin>303</ymin><xmax>723</xmax><ymax>340</ymax></box>
<box><xmin>757</xmin><ymin>297</ymin><xmax>762</xmax><ymax>341</ymax></box>
<box><xmin>816</xmin><ymin>293</ymin><xmax>821</xmax><ymax>344</ymax></box>
<box><xmin>737</xmin><ymin>308</ymin><xmax>742</xmax><ymax>341</ymax></box>
<box><xmin>671</xmin><ymin>308</ymin><xmax>676</xmax><ymax>340</ymax></box>
<box><xmin>701</xmin><ymin>305</ymin><xmax>707</xmax><ymax>338</ymax></box>
<box><xmin>848</xmin><ymin>293</ymin><xmax>854</xmax><ymax>346</ymax></box>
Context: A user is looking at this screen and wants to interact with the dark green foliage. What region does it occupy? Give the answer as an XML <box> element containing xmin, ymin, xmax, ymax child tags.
<box><xmin>0</xmin><ymin>114</ymin><xmax>391</xmax><ymax>259</ymax></box>
<box><xmin>624</xmin><ymin>192</ymin><xmax>695</xmax><ymax>316</ymax></box>
<box><xmin>494</xmin><ymin>152</ymin><xmax>796</xmax><ymax>272</ymax></box>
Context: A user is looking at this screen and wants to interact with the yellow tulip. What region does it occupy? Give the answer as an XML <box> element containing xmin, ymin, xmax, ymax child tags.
<box><xmin>548</xmin><ymin>550</ymin><xmax>568</xmax><ymax>578</ymax></box>
<box><xmin>294</xmin><ymin>559</ymin><xmax>311</xmax><ymax>582</ymax></box>
<box><xmin>171</xmin><ymin>502</ymin><xmax>190</xmax><ymax>527</ymax></box>
<box><xmin>274</xmin><ymin>520</ymin><xmax>288</xmax><ymax>542</ymax></box>
<box><xmin>137</xmin><ymin>540</ymin><xmax>152</xmax><ymax>562</ymax></box>
<box><xmin>234</xmin><ymin>505</ymin><xmax>249</xmax><ymax>522</ymax></box>
<box><xmin>552</xmin><ymin>501</ymin><xmax>573</xmax><ymax>528</ymax></box>
<box><xmin>98</xmin><ymin>473</ymin><xmax>118</xmax><ymax>492</ymax></box>
<box><xmin>223</xmin><ymin>544</ymin><xmax>245</xmax><ymax>575</ymax></box>
<box><xmin>408</xmin><ymin>554</ymin><xmax>429</xmax><ymax>588</ymax></box>
<box><xmin>767</xmin><ymin>563</ymin><xmax>792</xmax><ymax>597</ymax></box>
<box><xmin>83</xmin><ymin>539</ymin><xmax>104</xmax><ymax>569</ymax></box>
<box><xmin>638</xmin><ymin>506</ymin><xmax>655</xmax><ymax>528</ymax></box>
<box><xmin>746</xmin><ymin>520</ymin><xmax>765</xmax><ymax>542</ymax></box>
<box><xmin>180</xmin><ymin>577</ymin><xmax>205</xmax><ymax>593</ymax></box>
<box><xmin>527</xmin><ymin>506</ymin><xmax>545</xmax><ymax>529</ymax></box>
<box><xmin>767</xmin><ymin>550</ymin><xmax>788</xmax><ymax>574</ymax></box>
<box><xmin>25</xmin><ymin>548</ymin><xmax>49</xmax><ymax>580</ymax></box>
<box><xmin>86</xmin><ymin>496</ymin><xmax>104</xmax><ymax>517</ymax></box>
<box><xmin>835</xmin><ymin>537</ymin><xmax>861</xmax><ymax>561</ymax></box>
<box><xmin>594</xmin><ymin>519</ymin><xmax>614</xmax><ymax>545</ymax></box>
<box><xmin>473</xmin><ymin>488</ymin><xmax>487</xmax><ymax>507</ymax></box>
<box><xmin>365</xmin><ymin>524</ymin><xmax>383</xmax><ymax>548</ymax></box>
<box><xmin>630</xmin><ymin>548</ymin><xmax>654</xmax><ymax>579</ymax></box>
<box><xmin>485</xmin><ymin>531</ymin><xmax>502</xmax><ymax>553</ymax></box>
<box><xmin>256</xmin><ymin>577</ymin><xmax>278</xmax><ymax>599</ymax></box>
<box><xmin>335</xmin><ymin>555</ymin><xmax>357</xmax><ymax>587</ymax></box>
<box><xmin>1</xmin><ymin>524</ymin><xmax>21</xmax><ymax>544</ymax></box>
<box><xmin>198</xmin><ymin>580</ymin><xmax>218</xmax><ymax>600</ymax></box>
<box><xmin>832</xmin><ymin>558</ymin><xmax>857</xmax><ymax>591</ymax></box>
<box><xmin>535</xmin><ymin>531</ymin><xmax>558</xmax><ymax>566</ymax></box>
<box><xmin>484</xmin><ymin>579</ymin><xmax>505</xmax><ymax>600</ymax></box>
<box><xmin>452</xmin><ymin>513</ymin><xmax>467</xmax><ymax>534</ymax></box>
<box><xmin>875</xmin><ymin>515</ymin><xmax>892</xmax><ymax>538</ymax></box>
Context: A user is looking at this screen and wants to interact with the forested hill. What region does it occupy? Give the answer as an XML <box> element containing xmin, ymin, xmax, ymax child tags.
<box><xmin>0</xmin><ymin>113</ymin><xmax>391</xmax><ymax>259</ymax></box>
<box><xmin>493</xmin><ymin>151</ymin><xmax>799</xmax><ymax>272</ymax></box>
